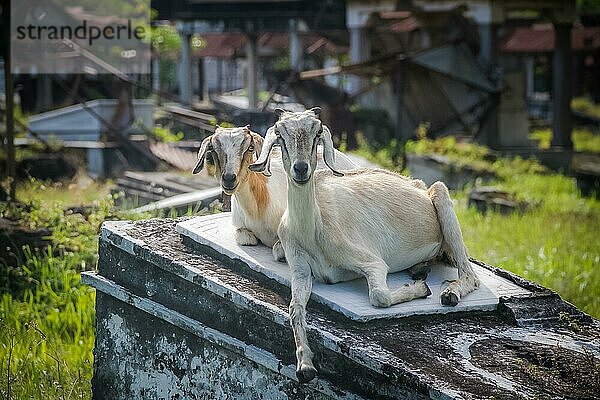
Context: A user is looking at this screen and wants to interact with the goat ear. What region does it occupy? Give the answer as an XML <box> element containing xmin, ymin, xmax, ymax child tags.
<box><xmin>274</xmin><ymin>108</ymin><xmax>286</xmax><ymax>118</ymax></box>
<box><xmin>192</xmin><ymin>136</ymin><xmax>212</xmax><ymax>174</ymax></box>
<box><xmin>249</xmin><ymin>127</ymin><xmax>277</xmax><ymax>177</ymax></box>
<box><xmin>320</xmin><ymin>125</ymin><xmax>343</xmax><ymax>177</ymax></box>
<box><xmin>310</xmin><ymin>107</ymin><xmax>321</xmax><ymax>117</ymax></box>
<box><xmin>250</xmin><ymin>131</ymin><xmax>264</xmax><ymax>159</ymax></box>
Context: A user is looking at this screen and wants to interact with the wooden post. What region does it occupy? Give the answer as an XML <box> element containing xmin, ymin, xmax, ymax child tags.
<box><xmin>477</xmin><ymin>23</ymin><xmax>499</xmax><ymax>148</ymax></box>
<box><xmin>551</xmin><ymin>23</ymin><xmax>573</xmax><ymax>149</ymax></box>
<box><xmin>179</xmin><ymin>33</ymin><xmax>193</xmax><ymax>107</ymax></box>
<box><xmin>246</xmin><ymin>34</ymin><xmax>258</xmax><ymax>110</ymax></box>
<box><xmin>393</xmin><ymin>59</ymin><xmax>407</xmax><ymax>142</ymax></box>
<box><xmin>3</xmin><ymin>0</ymin><xmax>16</xmax><ymax>200</ymax></box>
<box><xmin>289</xmin><ymin>19</ymin><xmax>302</xmax><ymax>71</ymax></box>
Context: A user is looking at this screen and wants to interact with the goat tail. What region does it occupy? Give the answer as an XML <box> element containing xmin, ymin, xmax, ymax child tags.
<box><xmin>428</xmin><ymin>181</ymin><xmax>479</xmax><ymax>305</ymax></box>
<box><xmin>427</xmin><ymin>181</ymin><xmax>469</xmax><ymax>267</ymax></box>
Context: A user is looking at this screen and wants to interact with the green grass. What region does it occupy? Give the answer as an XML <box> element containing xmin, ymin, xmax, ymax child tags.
<box><xmin>0</xmin><ymin>176</ymin><xmax>220</xmax><ymax>399</ymax></box>
<box><xmin>0</xmin><ymin>179</ymin><xmax>154</xmax><ymax>400</ymax></box>
<box><xmin>572</xmin><ymin>97</ymin><xmax>600</xmax><ymax>120</ymax></box>
<box><xmin>354</xmin><ymin>137</ymin><xmax>600</xmax><ymax>318</ymax></box>
<box><xmin>0</xmin><ymin>249</ymin><xmax>95</xmax><ymax>399</ymax></box>
<box><xmin>456</xmin><ymin>173</ymin><xmax>600</xmax><ymax>317</ymax></box>
<box><xmin>346</xmin><ymin>133</ymin><xmax>404</xmax><ymax>171</ymax></box>
<box><xmin>529</xmin><ymin>128</ymin><xmax>600</xmax><ymax>153</ymax></box>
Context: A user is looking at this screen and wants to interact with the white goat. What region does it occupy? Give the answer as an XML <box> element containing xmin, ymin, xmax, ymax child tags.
<box><xmin>249</xmin><ymin>108</ymin><xmax>479</xmax><ymax>383</ymax></box>
<box><xmin>192</xmin><ymin>125</ymin><xmax>357</xmax><ymax>260</ymax></box>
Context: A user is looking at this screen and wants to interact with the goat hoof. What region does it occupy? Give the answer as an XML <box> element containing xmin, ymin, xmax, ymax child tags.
<box><xmin>409</xmin><ymin>266</ymin><xmax>431</xmax><ymax>281</ymax></box>
<box><xmin>272</xmin><ymin>242</ymin><xmax>286</xmax><ymax>262</ymax></box>
<box><xmin>238</xmin><ymin>238</ymin><xmax>258</xmax><ymax>246</ymax></box>
<box><xmin>419</xmin><ymin>281</ymin><xmax>432</xmax><ymax>298</ymax></box>
<box><xmin>296</xmin><ymin>363</ymin><xmax>317</xmax><ymax>383</ymax></box>
<box><xmin>440</xmin><ymin>289</ymin><xmax>460</xmax><ymax>306</ymax></box>
<box><xmin>411</xmin><ymin>271</ymin><xmax>428</xmax><ymax>280</ymax></box>
<box><xmin>236</xmin><ymin>229</ymin><xmax>259</xmax><ymax>246</ymax></box>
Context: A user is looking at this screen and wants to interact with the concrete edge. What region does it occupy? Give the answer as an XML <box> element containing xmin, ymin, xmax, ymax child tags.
<box><xmin>100</xmin><ymin>221</ymin><xmax>291</xmax><ymax>326</ymax></box>
<box><xmin>82</xmin><ymin>271</ymin><xmax>367</xmax><ymax>400</ymax></box>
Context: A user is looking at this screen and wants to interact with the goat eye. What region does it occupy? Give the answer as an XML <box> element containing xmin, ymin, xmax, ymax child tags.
<box><xmin>248</xmin><ymin>145</ymin><xmax>254</xmax><ymax>152</ymax></box>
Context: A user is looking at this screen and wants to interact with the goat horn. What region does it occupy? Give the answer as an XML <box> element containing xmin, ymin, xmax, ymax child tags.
<box><xmin>321</xmin><ymin>125</ymin><xmax>343</xmax><ymax>177</ymax></box>
<box><xmin>249</xmin><ymin>127</ymin><xmax>278</xmax><ymax>176</ymax></box>
<box><xmin>192</xmin><ymin>135</ymin><xmax>212</xmax><ymax>174</ymax></box>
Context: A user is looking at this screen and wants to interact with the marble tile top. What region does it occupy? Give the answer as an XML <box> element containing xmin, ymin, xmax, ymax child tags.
<box><xmin>177</xmin><ymin>213</ymin><xmax>530</xmax><ymax>321</ymax></box>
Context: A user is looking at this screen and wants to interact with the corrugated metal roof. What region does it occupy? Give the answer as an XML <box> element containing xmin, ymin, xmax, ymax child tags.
<box><xmin>149</xmin><ymin>141</ymin><xmax>198</xmax><ymax>171</ymax></box>
<box><xmin>192</xmin><ymin>32</ymin><xmax>347</xmax><ymax>58</ymax></box>
<box><xmin>502</xmin><ymin>24</ymin><xmax>600</xmax><ymax>53</ymax></box>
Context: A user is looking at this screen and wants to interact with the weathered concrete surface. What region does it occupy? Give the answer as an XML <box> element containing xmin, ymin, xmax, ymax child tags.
<box><xmin>85</xmin><ymin>218</ymin><xmax>600</xmax><ymax>400</ymax></box>
<box><xmin>92</xmin><ymin>292</ymin><xmax>350</xmax><ymax>400</ymax></box>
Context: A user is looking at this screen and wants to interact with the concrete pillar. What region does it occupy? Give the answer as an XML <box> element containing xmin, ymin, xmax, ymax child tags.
<box><xmin>216</xmin><ymin>59</ymin><xmax>223</xmax><ymax>94</ymax></box>
<box><xmin>525</xmin><ymin>57</ymin><xmax>535</xmax><ymax>98</ymax></box>
<box><xmin>477</xmin><ymin>24</ymin><xmax>499</xmax><ymax>148</ymax></box>
<box><xmin>199</xmin><ymin>59</ymin><xmax>210</xmax><ymax>101</ymax></box>
<box><xmin>349</xmin><ymin>27</ymin><xmax>370</xmax><ymax>94</ymax></box>
<box><xmin>152</xmin><ymin>57</ymin><xmax>160</xmax><ymax>104</ymax></box>
<box><xmin>197</xmin><ymin>59</ymin><xmax>203</xmax><ymax>101</ymax></box>
<box><xmin>551</xmin><ymin>23</ymin><xmax>573</xmax><ymax>149</ymax></box>
<box><xmin>246</xmin><ymin>34</ymin><xmax>258</xmax><ymax>110</ymax></box>
<box><xmin>289</xmin><ymin>19</ymin><xmax>302</xmax><ymax>71</ymax></box>
<box><xmin>179</xmin><ymin>33</ymin><xmax>192</xmax><ymax>106</ymax></box>
<box><xmin>393</xmin><ymin>60</ymin><xmax>409</xmax><ymax>142</ymax></box>
<box><xmin>478</xmin><ymin>24</ymin><xmax>498</xmax><ymax>66</ymax></box>
<box><xmin>36</xmin><ymin>75</ymin><xmax>53</xmax><ymax>111</ymax></box>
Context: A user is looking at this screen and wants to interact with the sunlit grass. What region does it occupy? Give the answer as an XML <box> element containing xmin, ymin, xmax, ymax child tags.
<box><xmin>0</xmin><ymin>251</ymin><xmax>95</xmax><ymax>399</ymax></box>
<box><xmin>0</xmin><ymin>175</ymin><xmax>212</xmax><ymax>399</ymax></box>
<box><xmin>15</xmin><ymin>178</ymin><xmax>112</xmax><ymax>206</ymax></box>
<box><xmin>572</xmin><ymin>97</ymin><xmax>600</xmax><ymax>119</ymax></box>
<box><xmin>455</xmin><ymin>173</ymin><xmax>600</xmax><ymax>317</ymax></box>
<box><xmin>529</xmin><ymin>128</ymin><xmax>600</xmax><ymax>153</ymax></box>
<box><xmin>0</xmin><ymin>179</ymin><xmax>142</xmax><ymax>400</ymax></box>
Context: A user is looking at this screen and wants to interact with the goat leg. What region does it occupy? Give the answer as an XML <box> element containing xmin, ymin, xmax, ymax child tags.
<box><xmin>287</xmin><ymin>246</ymin><xmax>317</xmax><ymax>383</ymax></box>
<box><xmin>362</xmin><ymin>260</ymin><xmax>431</xmax><ymax>308</ymax></box>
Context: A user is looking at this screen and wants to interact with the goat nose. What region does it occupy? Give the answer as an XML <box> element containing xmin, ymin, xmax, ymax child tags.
<box><xmin>293</xmin><ymin>161</ymin><xmax>309</xmax><ymax>175</ymax></box>
<box><xmin>222</xmin><ymin>172</ymin><xmax>236</xmax><ymax>183</ymax></box>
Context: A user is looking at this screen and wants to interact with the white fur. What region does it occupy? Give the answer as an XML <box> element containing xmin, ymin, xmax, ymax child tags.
<box><xmin>250</xmin><ymin>109</ymin><xmax>480</xmax><ymax>382</ymax></box>
<box><xmin>195</xmin><ymin>127</ymin><xmax>357</xmax><ymax>255</ymax></box>
<box><xmin>232</xmin><ymin>147</ymin><xmax>357</xmax><ymax>248</ymax></box>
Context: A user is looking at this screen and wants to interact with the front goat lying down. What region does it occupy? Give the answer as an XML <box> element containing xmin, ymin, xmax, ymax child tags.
<box><xmin>249</xmin><ymin>108</ymin><xmax>480</xmax><ymax>383</ymax></box>
<box><xmin>192</xmin><ymin>125</ymin><xmax>357</xmax><ymax>260</ymax></box>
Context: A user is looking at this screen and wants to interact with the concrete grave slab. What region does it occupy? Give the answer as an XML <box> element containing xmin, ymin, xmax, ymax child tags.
<box><xmin>84</xmin><ymin>218</ymin><xmax>600</xmax><ymax>400</ymax></box>
<box><xmin>176</xmin><ymin>213</ymin><xmax>529</xmax><ymax>321</ymax></box>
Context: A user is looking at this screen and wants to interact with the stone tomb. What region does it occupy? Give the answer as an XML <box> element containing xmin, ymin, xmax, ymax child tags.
<box><xmin>83</xmin><ymin>218</ymin><xmax>600</xmax><ymax>399</ymax></box>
